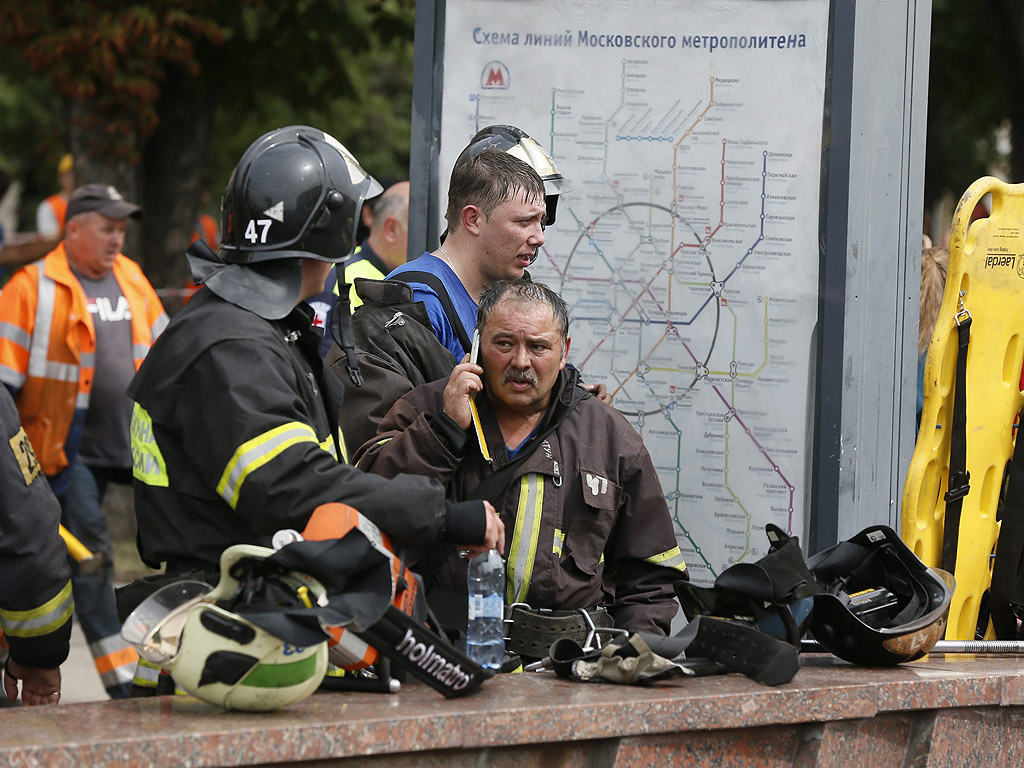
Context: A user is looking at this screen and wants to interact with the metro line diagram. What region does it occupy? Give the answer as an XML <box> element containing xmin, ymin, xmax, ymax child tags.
<box><xmin>442</xmin><ymin>0</ymin><xmax>827</xmax><ymax>584</ymax></box>
<box><xmin>526</xmin><ymin>63</ymin><xmax>810</xmax><ymax>582</ymax></box>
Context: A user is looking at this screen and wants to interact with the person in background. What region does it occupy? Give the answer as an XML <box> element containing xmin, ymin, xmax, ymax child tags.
<box><xmin>36</xmin><ymin>154</ymin><xmax>75</xmax><ymax>237</ymax></box>
<box><xmin>0</xmin><ymin>168</ymin><xmax>62</xmax><ymax>282</ymax></box>
<box><xmin>327</xmin><ymin>150</ymin><xmax>553</xmax><ymax>449</ymax></box>
<box><xmin>0</xmin><ymin>183</ymin><xmax>167</xmax><ymax>699</ymax></box>
<box><xmin>918</xmin><ymin>246</ymin><xmax>948</xmax><ymax>429</ymax></box>
<box><xmin>189</xmin><ymin>187</ymin><xmax>220</xmax><ymax>251</ymax></box>
<box><xmin>0</xmin><ymin>386</ymin><xmax>74</xmax><ymax>707</ymax></box>
<box><xmin>310</xmin><ymin>180</ymin><xmax>410</xmax><ymax>356</ymax></box>
<box><xmin>388</xmin><ymin>149</ymin><xmax>547</xmax><ymax>360</ymax></box>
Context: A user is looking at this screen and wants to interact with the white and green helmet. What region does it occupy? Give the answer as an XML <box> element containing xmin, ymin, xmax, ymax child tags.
<box><xmin>123</xmin><ymin>545</ymin><xmax>329</xmax><ymax>711</ymax></box>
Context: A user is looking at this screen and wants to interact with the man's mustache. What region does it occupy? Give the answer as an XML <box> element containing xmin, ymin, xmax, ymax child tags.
<box><xmin>503</xmin><ymin>368</ymin><xmax>537</xmax><ymax>386</ymax></box>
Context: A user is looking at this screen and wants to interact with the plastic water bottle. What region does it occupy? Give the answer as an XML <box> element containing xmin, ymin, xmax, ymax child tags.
<box><xmin>466</xmin><ymin>550</ymin><xmax>505</xmax><ymax>669</ymax></box>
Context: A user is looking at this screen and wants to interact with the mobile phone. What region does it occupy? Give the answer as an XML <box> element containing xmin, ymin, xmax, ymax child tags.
<box><xmin>470</xmin><ymin>328</ymin><xmax>481</xmax><ymax>366</ymax></box>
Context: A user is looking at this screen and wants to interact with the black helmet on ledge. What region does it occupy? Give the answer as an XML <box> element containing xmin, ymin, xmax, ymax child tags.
<box><xmin>806</xmin><ymin>525</ymin><xmax>953</xmax><ymax>666</ymax></box>
<box><xmin>188</xmin><ymin>126</ymin><xmax>381</xmax><ymax>320</ymax></box>
<box><xmin>454</xmin><ymin>124</ymin><xmax>570</xmax><ymax>226</ymax></box>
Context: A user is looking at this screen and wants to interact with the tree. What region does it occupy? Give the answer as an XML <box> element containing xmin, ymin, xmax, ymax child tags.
<box><xmin>925</xmin><ymin>0</ymin><xmax>1024</xmax><ymax>216</ymax></box>
<box><xmin>0</xmin><ymin>0</ymin><xmax>416</xmax><ymax>297</ymax></box>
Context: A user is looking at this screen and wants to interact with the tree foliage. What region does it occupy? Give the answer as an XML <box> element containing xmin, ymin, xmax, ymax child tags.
<box><xmin>926</xmin><ymin>0</ymin><xmax>1024</xmax><ymax>207</ymax></box>
<box><xmin>0</xmin><ymin>2</ymin><xmax>222</xmax><ymax>163</ymax></box>
<box><xmin>0</xmin><ymin>0</ymin><xmax>416</xmax><ymax>293</ymax></box>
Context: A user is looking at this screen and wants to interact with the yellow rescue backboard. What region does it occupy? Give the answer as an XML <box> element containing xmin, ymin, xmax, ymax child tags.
<box><xmin>902</xmin><ymin>177</ymin><xmax>1024</xmax><ymax>640</ymax></box>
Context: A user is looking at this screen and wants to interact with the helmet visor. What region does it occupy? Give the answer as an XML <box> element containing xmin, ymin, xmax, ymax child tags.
<box><xmin>507</xmin><ymin>135</ymin><xmax>571</xmax><ymax>196</ymax></box>
<box><xmin>122</xmin><ymin>580</ymin><xmax>214</xmax><ymax>665</ymax></box>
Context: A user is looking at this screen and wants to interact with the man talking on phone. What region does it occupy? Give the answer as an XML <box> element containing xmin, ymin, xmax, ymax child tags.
<box><xmin>355</xmin><ymin>279</ymin><xmax>686</xmax><ymax>651</ymax></box>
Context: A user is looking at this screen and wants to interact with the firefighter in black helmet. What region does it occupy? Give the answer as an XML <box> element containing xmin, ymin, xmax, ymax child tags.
<box><xmin>123</xmin><ymin>128</ymin><xmax>503</xmax><ymax>686</ymax></box>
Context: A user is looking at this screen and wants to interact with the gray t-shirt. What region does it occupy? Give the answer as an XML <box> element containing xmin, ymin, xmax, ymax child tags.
<box><xmin>73</xmin><ymin>267</ymin><xmax>135</xmax><ymax>468</ymax></box>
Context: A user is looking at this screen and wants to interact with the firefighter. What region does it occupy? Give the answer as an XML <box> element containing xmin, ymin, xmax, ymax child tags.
<box><xmin>126</xmin><ymin>125</ymin><xmax>503</xmax><ymax>598</ymax></box>
<box><xmin>0</xmin><ymin>385</ymin><xmax>73</xmax><ymax>706</ymax></box>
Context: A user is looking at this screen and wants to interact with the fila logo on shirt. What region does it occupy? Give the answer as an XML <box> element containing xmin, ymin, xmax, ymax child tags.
<box><xmin>88</xmin><ymin>297</ymin><xmax>132</xmax><ymax>322</ymax></box>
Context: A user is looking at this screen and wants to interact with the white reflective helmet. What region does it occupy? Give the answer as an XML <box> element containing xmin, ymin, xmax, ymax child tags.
<box><xmin>454</xmin><ymin>124</ymin><xmax>570</xmax><ymax>225</ymax></box>
<box><xmin>123</xmin><ymin>545</ymin><xmax>329</xmax><ymax>711</ymax></box>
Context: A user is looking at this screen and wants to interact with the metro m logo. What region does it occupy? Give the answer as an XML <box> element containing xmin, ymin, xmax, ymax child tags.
<box><xmin>481</xmin><ymin>61</ymin><xmax>510</xmax><ymax>90</ymax></box>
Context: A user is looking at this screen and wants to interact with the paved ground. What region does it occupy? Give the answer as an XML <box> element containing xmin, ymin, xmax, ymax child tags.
<box><xmin>61</xmin><ymin>620</ymin><xmax>109</xmax><ymax>705</ymax></box>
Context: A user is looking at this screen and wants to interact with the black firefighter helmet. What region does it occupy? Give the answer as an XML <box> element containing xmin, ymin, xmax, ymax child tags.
<box><xmin>188</xmin><ymin>126</ymin><xmax>381</xmax><ymax>319</ymax></box>
<box><xmin>807</xmin><ymin>525</ymin><xmax>953</xmax><ymax>666</ymax></box>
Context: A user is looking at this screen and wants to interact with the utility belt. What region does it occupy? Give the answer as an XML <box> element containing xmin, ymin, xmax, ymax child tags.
<box><xmin>427</xmin><ymin>587</ymin><xmax>616</xmax><ymax>662</ymax></box>
<box><xmin>505</xmin><ymin>604</ymin><xmax>617</xmax><ymax>660</ymax></box>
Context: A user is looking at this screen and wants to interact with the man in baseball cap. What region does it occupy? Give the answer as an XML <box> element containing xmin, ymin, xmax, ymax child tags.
<box><xmin>0</xmin><ymin>180</ymin><xmax>165</xmax><ymax>699</ymax></box>
<box><xmin>65</xmin><ymin>183</ymin><xmax>144</xmax><ymax>223</ymax></box>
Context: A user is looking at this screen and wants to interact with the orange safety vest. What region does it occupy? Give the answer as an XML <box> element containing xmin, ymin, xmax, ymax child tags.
<box><xmin>190</xmin><ymin>213</ymin><xmax>219</xmax><ymax>250</ymax></box>
<box><xmin>45</xmin><ymin>193</ymin><xmax>69</xmax><ymax>232</ymax></box>
<box><xmin>0</xmin><ymin>243</ymin><xmax>168</xmax><ymax>476</ymax></box>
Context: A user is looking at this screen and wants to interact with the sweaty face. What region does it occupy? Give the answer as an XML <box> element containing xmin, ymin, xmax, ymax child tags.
<box><xmin>479</xmin><ymin>299</ymin><xmax>568</xmax><ymax>416</ymax></box>
<box><xmin>476</xmin><ymin>193</ymin><xmax>547</xmax><ymax>283</ymax></box>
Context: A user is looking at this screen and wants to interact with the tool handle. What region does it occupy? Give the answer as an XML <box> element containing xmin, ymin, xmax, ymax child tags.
<box><xmin>59</xmin><ymin>524</ymin><xmax>96</xmax><ymax>563</ymax></box>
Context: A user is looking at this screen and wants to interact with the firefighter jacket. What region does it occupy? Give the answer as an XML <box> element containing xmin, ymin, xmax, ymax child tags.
<box><xmin>127</xmin><ymin>289</ymin><xmax>481</xmax><ymax>572</ymax></box>
<box><xmin>328</xmin><ymin>278</ymin><xmax>458</xmax><ymax>453</ymax></box>
<box><xmin>356</xmin><ymin>369</ymin><xmax>689</xmax><ymax>634</ymax></box>
<box><xmin>0</xmin><ymin>244</ymin><xmax>168</xmax><ymax>484</ymax></box>
<box><xmin>0</xmin><ymin>386</ymin><xmax>73</xmax><ymax>670</ymax></box>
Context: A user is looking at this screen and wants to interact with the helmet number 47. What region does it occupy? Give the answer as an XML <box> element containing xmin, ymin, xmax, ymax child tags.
<box><xmin>245</xmin><ymin>219</ymin><xmax>273</xmax><ymax>244</ymax></box>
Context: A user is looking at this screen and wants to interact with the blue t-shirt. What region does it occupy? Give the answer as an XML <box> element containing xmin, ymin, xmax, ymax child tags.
<box><xmin>388</xmin><ymin>253</ymin><xmax>478</xmax><ymax>359</ymax></box>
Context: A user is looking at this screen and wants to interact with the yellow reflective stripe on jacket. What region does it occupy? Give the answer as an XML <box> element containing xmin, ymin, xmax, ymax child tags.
<box><xmin>507</xmin><ymin>474</ymin><xmax>544</xmax><ymax>604</ymax></box>
<box><xmin>322</xmin><ymin>428</ymin><xmax>348</xmax><ymax>464</ymax></box>
<box><xmin>343</xmin><ymin>256</ymin><xmax>385</xmax><ymax>311</ymax></box>
<box><xmin>644</xmin><ymin>546</ymin><xmax>687</xmax><ymax>572</ymax></box>
<box><xmin>131</xmin><ymin>403</ymin><xmax>169</xmax><ymax>487</ymax></box>
<box><xmin>0</xmin><ymin>580</ymin><xmax>73</xmax><ymax>638</ymax></box>
<box><xmin>552</xmin><ymin>528</ymin><xmax>565</xmax><ymax>556</ymax></box>
<box><xmin>217</xmin><ymin>422</ymin><xmax>321</xmax><ymax>509</ymax></box>
<box><xmin>321</xmin><ymin>436</ymin><xmax>337</xmax><ymax>460</ymax></box>
<box><xmin>132</xmin><ymin>657</ymin><xmax>163</xmax><ymax>688</ymax></box>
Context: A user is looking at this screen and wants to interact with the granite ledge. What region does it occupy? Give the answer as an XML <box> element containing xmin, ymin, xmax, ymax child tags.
<box><xmin>2</xmin><ymin>653</ymin><xmax>1024</xmax><ymax>768</ymax></box>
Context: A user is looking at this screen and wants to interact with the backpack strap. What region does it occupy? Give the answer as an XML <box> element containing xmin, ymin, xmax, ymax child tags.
<box><xmin>941</xmin><ymin>305</ymin><xmax>972</xmax><ymax>573</ymax></box>
<box><xmin>396</xmin><ymin>269</ymin><xmax>474</xmax><ymax>355</ymax></box>
<box><xmin>331</xmin><ymin>274</ymin><xmax>363</xmax><ymax>386</ymax></box>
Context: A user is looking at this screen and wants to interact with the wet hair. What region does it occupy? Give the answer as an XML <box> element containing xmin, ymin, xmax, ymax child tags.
<box><xmin>478</xmin><ymin>279</ymin><xmax>569</xmax><ymax>343</ymax></box>
<box><xmin>445</xmin><ymin>149</ymin><xmax>545</xmax><ymax>233</ymax></box>
<box><xmin>919</xmin><ymin>246</ymin><xmax>949</xmax><ymax>356</ymax></box>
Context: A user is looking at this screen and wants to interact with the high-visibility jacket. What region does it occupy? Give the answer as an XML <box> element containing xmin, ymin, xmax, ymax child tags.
<box><xmin>0</xmin><ymin>244</ymin><xmax>168</xmax><ymax>482</ymax></box>
<box><xmin>341</xmin><ymin>251</ymin><xmax>386</xmax><ymax>311</ymax></box>
<box><xmin>126</xmin><ymin>289</ymin><xmax>480</xmax><ymax>572</ymax></box>
<box><xmin>0</xmin><ymin>385</ymin><xmax>73</xmax><ymax>670</ymax></box>
<box><xmin>40</xmin><ymin>193</ymin><xmax>69</xmax><ymax>234</ymax></box>
<box><xmin>190</xmin><ymin>212</ymin><xmax>219</xmax><ymax>251</ymax></box>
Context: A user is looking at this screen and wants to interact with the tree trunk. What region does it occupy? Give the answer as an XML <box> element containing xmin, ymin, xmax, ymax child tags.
<box><xmin>140</xmin><ymin>69</ymin><xmax>216</xmax><ymax>314</ymax></box>
<box><xmin>65</xmin><ymin>98</ymin><xmax>143</xmax><ymax>262</ymax></box>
